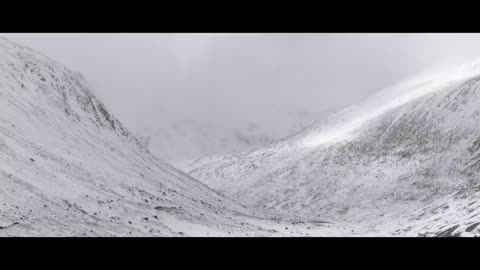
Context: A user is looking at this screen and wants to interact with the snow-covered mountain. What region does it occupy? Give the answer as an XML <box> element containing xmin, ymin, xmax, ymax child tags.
<box><xmin>133</xmin><ymin>110</ymin><xmax>326</xmax><ymax>169</ymax></box>
<box><xmin>190</xmin><ymin>62</ymin><xmax>480</xmax><ymax>236</ymax></box>
<box><xmin>6</xmin><ymin>36</ymin><xmax>480</xmax><ymax>237</ymax></box>
<box><xmin>1</xmin><ymin>37</ymin><xmax>328</xmax><ymax>237</ymax></box>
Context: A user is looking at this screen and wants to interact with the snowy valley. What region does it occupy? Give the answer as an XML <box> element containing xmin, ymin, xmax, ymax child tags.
<box><xmin>2</xmin><ymin>37</ymin><xmax>480</xmax><ymax>237</ymax></box>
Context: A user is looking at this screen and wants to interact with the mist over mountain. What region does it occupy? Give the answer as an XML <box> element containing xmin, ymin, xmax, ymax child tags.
<box><xmin>134</xmin><ymin>109</ymin><xmax>328</xmax><ymax>168</ymax></box>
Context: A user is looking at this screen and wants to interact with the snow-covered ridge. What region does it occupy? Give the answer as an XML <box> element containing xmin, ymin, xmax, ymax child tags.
<box><xmin>301</xmin><ymin>60</ymin><xmax>480</xmax><ymax>147</ymax></box>
<box><xmin>190</xmin><ymin>61</ymin><xmax>480</xmax><ymax>236</ymax></box>
<box><xmin>0</xmin><ymin>37</ymin><xmax>138</xmax><ymax>145</ymax></box>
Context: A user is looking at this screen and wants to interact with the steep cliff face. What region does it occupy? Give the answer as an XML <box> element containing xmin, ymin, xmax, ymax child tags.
<box><xmin>190</xmin><ymin>67</ymin><xmax>480</xmax><ymax>236</ymax></box>
<box><xmin>0</xmin><ymin>37</ymin><xmax>276</xmax><ymax>236</ymax></box>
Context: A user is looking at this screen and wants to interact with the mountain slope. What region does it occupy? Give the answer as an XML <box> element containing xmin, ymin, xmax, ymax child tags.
<box><xmin>190</xmin><ymin>65</ymin><xmax>480</xmax><ymax>236</ymax></box>
<box><xmin>0</xmin><ymin>37</ymin><xmax>289</xmax><ymax>236</ymax></box>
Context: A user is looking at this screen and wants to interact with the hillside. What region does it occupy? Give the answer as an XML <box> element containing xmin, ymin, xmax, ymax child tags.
<box><xmin>190</xmin><ymin>63</ymin><xmax>480</xmax><ymax>236</ymax></box>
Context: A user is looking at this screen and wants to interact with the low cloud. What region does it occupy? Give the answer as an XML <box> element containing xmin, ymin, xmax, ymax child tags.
<box><xmin>5</xmin><ymin>33</ymin><xmax>480</xmax><ymax>135</ymax></box>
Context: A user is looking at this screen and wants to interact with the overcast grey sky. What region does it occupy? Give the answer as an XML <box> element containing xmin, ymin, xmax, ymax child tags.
<box><xmin>4</xmin><ymin>33</ymin><xmax>480</xmax><ymax>132</ymax></box>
